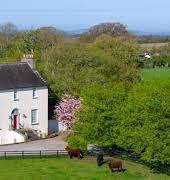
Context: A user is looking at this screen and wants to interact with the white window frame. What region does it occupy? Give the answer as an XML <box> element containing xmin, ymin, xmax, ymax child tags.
<box><xmin>14</xmin><ymin>90</ymin><xmax>19</xmax><ymax>101</ymax></box>
<box><xmin>31</xmin><ymin>109</ymin><xmax>38</xmax><ymax>124</ymax></box>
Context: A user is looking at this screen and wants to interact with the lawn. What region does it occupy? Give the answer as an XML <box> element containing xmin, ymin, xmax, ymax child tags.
<box><xmin>0</xmin><ymin>157</ymin><xmax>169</xmax><ymax>180</ymax></box>
<box><xmin>142</xmin><ymin>68</ymin><xmax>170</xmax><ymax>81</ymax></box>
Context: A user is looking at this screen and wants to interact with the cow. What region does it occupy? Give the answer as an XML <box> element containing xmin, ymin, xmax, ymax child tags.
<box><xmin>108</xmin><ymin>159</ymin><xmax>123</xmax><ymax>172</ymax></box>
<box><xmin>65</xmin><ymin>146</ymin><xmax>84</xmax><ymax>159</ymax></box>
<box><xmin>97</xmin><ymin>154</ymin><xmax>104</xmax><ymax>166</ymax></box>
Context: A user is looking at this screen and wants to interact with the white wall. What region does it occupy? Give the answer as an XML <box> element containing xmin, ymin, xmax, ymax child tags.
<box><xmin>0</xmin><ymin>87</ymin><xmax>48</xmax><ymax>137</ymax></box>
<box><xmin>0</xmin><ymin>130</ymin><xmax>25</xmax><ymax>145</ymax></box>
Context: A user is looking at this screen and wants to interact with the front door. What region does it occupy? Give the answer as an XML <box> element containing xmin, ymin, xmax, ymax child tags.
<box><xmin>13</xmin><ymin>115</ymin><xmax>17</xmax><ymax>129</ymax></box>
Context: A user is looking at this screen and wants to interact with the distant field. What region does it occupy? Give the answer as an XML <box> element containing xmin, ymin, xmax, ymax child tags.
<box><xmin>0</xmin><ymin>157</ymin><xmax>169</xmax><ymax>180</ymax></box>
<box><xmin>142</xmin><ymin>68</ymin><xmax>170</xmax><ymax>80</ymax></box>
<box><xmin>140</xmin><ymin>42</ymin><xmax>169</xmax><ymax>49</ymax></box>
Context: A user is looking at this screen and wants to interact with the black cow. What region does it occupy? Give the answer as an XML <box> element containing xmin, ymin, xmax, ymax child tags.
<box><xmin>97</xmin><ymin>154</ymin><xmax>104</xmax><ymax>166</ymax></box>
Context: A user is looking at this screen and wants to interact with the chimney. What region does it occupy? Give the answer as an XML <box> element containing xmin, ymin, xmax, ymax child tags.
<box><xmin>21</xmin><ymin>54</ymin><xmax>36</xmax><ymax>69</ymax></box>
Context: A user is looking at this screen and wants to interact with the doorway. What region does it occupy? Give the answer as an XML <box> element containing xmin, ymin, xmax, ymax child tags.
<box><xmin>11</xmin><ymin>109</ymin><xmax>19</xmax><ymax>130</ymax></box>
<box><xmin>13</xmin><ymin>115</ymin><xmax>18</xmax><ymax>129</ymax></box>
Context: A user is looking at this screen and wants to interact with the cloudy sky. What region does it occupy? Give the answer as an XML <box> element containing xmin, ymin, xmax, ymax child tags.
<box><xmin>0</xmin><ymin>0</ymin><xmax>169</xmax><ymax>33</ymax></box>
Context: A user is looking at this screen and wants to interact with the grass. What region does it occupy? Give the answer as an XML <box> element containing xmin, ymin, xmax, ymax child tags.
<box><xmin>0</xmin><ymin>157</ymin><xmax>169</xmax><ymax>180</ymax></box>
<box><xmin>142</xmin><ymin>68</ymin><xmax>170</xmax><ymax>81</ymax></box>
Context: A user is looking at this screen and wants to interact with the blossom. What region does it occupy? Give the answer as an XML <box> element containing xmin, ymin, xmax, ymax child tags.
<box><xmin>54</xmin><ymin>94</ymin><xmax>81</xmax><ymax>129</ymax></box>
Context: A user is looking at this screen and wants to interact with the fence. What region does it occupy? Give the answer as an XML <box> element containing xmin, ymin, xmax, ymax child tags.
<box><xmin>0</xmin><ymin>150</ymin><xmax>68</xmax><ymax>159</ymax></box>
<box><xmin>0</xmin><ymin>149</ymin><xmax>105</xmax><ymax>159</ymax></box>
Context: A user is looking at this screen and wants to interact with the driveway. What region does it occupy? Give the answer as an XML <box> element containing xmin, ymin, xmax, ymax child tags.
<box><xmin>0</xmin><ymin>136</ymin><xmax>67</xmax><ymax>151</ymax></box>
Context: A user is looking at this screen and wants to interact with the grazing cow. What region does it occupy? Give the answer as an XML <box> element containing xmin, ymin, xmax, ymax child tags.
<box><xmin>108</xmin><ymin>159</ymin><xmax>123</xmax><ymax>172</ymax></box>
<box><xmin>65</xmin><ymin>146</ymin><xmax>84</xmax><ymax>159</ymax></box>
<box><xmin>97</xmin><ymin>154</ymin><xmax>104</xmax><ymax>166</ymax></box>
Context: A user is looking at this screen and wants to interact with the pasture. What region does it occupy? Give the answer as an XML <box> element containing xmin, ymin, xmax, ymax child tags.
<box><xmin>142</xmin><ymin>68</ymin><xmax>170</xmax><ymax>80</ymax></box>
<box><xmin>0</xmin><ymin>157</ymin><xmax>169</xmax><ymax>180</ymax></box>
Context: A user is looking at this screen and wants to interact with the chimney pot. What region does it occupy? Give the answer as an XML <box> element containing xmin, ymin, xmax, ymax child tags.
<box><xmin>21</xmin><ymin>54</ymin><xmax>36</xmax><ymax>69</ymax></box>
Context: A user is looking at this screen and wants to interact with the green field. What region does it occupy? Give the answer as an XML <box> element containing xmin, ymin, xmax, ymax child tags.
<box><xmin>0</xmin><ymin>157</ymin><xmax>169</xmax><ymax>180</ymax></box>
<box><xmin>142</xmin><ymin>68</ymin><xmax>170</xmax><ymax>81</ymax></box>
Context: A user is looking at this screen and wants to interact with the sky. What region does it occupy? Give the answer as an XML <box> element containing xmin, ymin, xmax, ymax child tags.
<box><xmin>0</xmin><ymin>0</ymin><xmax>169</xmax><ymax>33</ymax></box>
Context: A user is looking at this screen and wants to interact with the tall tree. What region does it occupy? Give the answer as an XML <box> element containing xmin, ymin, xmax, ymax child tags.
<box><xmin>41</xmin><ymin>35</ymin><xmax>140</xmax><ymax>97</ymax></box>
<box><xmin>79</xmin><ymin>23</ymin><xmax>130</xmax><ymax>43</ymax></box>
<box><xmin>0</xmin><ymin>22</ymin><xmax>18</xmax><ymax>36</ymax></box>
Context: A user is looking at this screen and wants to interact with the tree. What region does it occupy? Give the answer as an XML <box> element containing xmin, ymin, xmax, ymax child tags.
<box><xmin>68</xmin><ymin>83</ymin><xmax>127</xmax><ymax>148</ymax></box>
<box><xmin>68</xmin><ymin>79</ymin><xmax>170</xmax><ymax>165</ymax></box>
<box><xmin>54</xmin><ymin>95</ymin><xmax>81</xmax><ymax>130</ymax></box>
<box><xmin>79</xmin><ymin>23</ymin><xmax>129</xmax><ymax>43</ymax></box>
<box><xmin>0</xmin><ymin>22</ymin><xmax>18</xmax><ymax>36</ymax></box>
<box><xmin>22</xmin><ymin>30</ymin><xmax>39</xmax><ymax>53</ymax></box>
<box><xmin>36</xmin><ymin>26</ymin><xmax>66</xmax><ymax>49</ymax></box>
<box><xmin>115</xmin><ymin>80</ymin><xmax>170</xmax><ymax>163</ymax></box>
<box><xmin>41</xmin><ymin>35</ymin><xmax>140</xmax><ymax>97</ymax></box>
<box><xmin>88</xmin><ymin>23</ymin><xmax>128</xmax><ymax>37</ymax></box>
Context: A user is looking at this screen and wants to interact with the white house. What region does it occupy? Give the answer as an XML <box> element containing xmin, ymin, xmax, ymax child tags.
<box><xmin>0</xmin><ymin>60</ymin><xmax>48</xmax><ymax>144</ymax></box>
<box><xmin>144</xmin><ymin>52</ymin><xmax>151</xmax><ymax>59</ymax></box>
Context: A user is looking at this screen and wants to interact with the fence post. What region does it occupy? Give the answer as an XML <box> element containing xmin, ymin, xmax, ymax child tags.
<box><xmin>22</xmin><ymin>151</ymin><xmax>24</xmax><ymax>159</ymax></box>
<box><xmin>4</xmin><ymin>152</ymin><xmax>6</xmax><ymax>159</ymax></box>
<box><xmin>40</xmin><ymin>151</ymin><xmax>42</xmax><ymax>159</ymax></box>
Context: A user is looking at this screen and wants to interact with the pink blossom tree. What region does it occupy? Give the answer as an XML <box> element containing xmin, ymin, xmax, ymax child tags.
<box><xmin>54</xmin><ymin>95</ymin><xmax>81</xmax><ymax>130</ymax></box>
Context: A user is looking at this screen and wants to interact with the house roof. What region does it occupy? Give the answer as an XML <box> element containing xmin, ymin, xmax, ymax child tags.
<box><xmin>0</xmin><ymin>62</ymin><xmax>47</xmax><ymax>90</ymax></box>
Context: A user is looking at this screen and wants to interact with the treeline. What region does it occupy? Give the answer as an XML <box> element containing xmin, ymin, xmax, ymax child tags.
<box><xmin>138</xmin><ymin>35</ymin><xmax>170</xmax><ymax>44</ymax></box>
<box><xmin>0</xmin><ymin>22</ymin><xmax>170</xmax><ymax>167</ymax></box>
<box><xmin>0</xmin><ymin>22</ymin><xmax>67</xmax><ymax>62</ymax></box>
<box><xmin>140</xmin><ymin>42</ymin><xmax>170</xmax><ymax>68</ymax></box>
<box><xmin>41</xmin><ymin>35</ymin><xmax>140</xmax><ymax>97</ymax></box>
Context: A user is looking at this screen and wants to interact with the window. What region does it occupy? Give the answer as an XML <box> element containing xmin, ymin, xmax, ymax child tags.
<box><xmin>14</xmin><ymin>90</ymin><xmax>18</xmax><ymax>101</ymax></box>
<box><xmin>33</xmin><ymin>88</ymin><xmax>37</xmax><ymax>98</ymax></box>
<box><xmin>31</xmin><ymin>109</ymin><xmax>38</xmax><ymax>124</ymax></box>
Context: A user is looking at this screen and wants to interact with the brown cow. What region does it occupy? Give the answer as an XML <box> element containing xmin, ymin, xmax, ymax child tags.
<box><xmin>108</xmin><ymin>159</ymin><xmax>123</xmax><ymax>172</ymax></box>
<box><xmin>65</xmin><ymin>146</ymin><xmax>84</xmax><ymax>159</ymax></box>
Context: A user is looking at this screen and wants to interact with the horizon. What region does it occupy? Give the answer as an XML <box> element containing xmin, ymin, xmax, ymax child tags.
<box><xmin>0</xmin><ymin>0</ymin><xmax>170</xmax><ymax>35</ymax></box>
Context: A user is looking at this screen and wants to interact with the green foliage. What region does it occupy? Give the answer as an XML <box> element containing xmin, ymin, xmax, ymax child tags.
<box><xmin>68</xmin><ymin>83</ymin><xmax>127</xmax><ymax>148</ymax></box>
<box><xmin>41</xmin><ymin>35</ymin><xmax>140</xmax><ymax>97</ymax></box>
<box><xmin>67</xmin><ymin>135</ymin><xmax>88</xmax><ymax>149</ymax></box>
<box><xmin>150</xmin><ymin>55</ymin><xmax>170</xmax><ymax>67</ymax></box>
<box><xmin>115</xmin><ymin>80</ymin><xmax>170</xmax><ymax>163</ymax></box>
<box><xmin>69</xmin><ymin>78</ymin><xmax>170</xmax><ymax>164</ymax></box>
<box><xmin>140</xmin><ymin>43</ymin><xmax>170</xmax><ymax>68</ymax></box>
<box><xmin>0</xmin><ymin>26</ymin><xmax>67</xmax><ymax>63</ymax></box>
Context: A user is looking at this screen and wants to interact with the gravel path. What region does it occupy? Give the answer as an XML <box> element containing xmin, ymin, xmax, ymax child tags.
<box><xmin>0</xmin><ymin>137</ymin><xmax>67</xmax><ymax>151</ymax></box>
